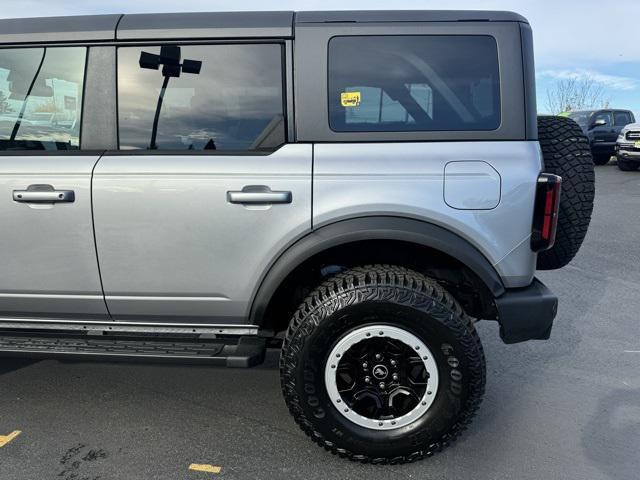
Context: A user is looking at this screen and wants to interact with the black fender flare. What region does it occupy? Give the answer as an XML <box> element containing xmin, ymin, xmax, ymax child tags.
<box><xmin>249</xmin><ymin>216</ymin><xmax>505</xmax><ymax>326</ymax></box>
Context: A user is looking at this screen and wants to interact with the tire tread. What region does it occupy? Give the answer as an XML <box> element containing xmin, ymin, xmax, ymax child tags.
<box><xmin>537</xmin><ymin>116</ymin><xmax>595</xmax><ymax>270</ymax></box>
<box><xmin>279</xmin><ymin>264</ymin><xmax>485</xmax><ymax>464</ymax></box>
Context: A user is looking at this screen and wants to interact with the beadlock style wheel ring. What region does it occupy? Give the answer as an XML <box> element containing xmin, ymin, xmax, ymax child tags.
<box><xmin>325</xmin><ymin>325</ymin><xmax>439</xmax><ymax>431</ymax></box>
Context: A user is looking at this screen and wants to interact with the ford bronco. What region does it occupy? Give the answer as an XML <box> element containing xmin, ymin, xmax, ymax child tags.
<box><xmin>0</xmin><ymin>11</ymin><xmax>595</xmax><ymax>463</ymax></box>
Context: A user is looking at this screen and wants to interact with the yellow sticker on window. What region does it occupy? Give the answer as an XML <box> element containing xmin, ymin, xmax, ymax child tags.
<box><xmin>341</xmin><ymin>91</ymin><xmax>361</xmax><ymax>107</ymax></box>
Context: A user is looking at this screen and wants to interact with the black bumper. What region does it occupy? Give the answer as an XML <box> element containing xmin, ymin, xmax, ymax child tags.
<box><xmin>494</xmin><ymin>278</ymin><xmax>558</xmax><ymax>344</ymax></box>
<box><xmin>591</xmin><ymin>142</ymin><xmax>616</xmax><ymax>156</ymax></box>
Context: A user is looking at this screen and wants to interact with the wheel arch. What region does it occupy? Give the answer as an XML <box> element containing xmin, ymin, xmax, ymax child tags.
<box><xmin>249</xmin><ymin>216</ymin><xmax>505</xmax><ymax>331</ymax></box>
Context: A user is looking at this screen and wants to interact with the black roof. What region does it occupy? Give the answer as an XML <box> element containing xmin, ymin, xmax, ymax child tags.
<box><xmin>295</xmin><ymin>10</ymin><xmax>527</xmax><ymax>23</ymax></box>
<box><xmin>0</xmin><ymin>10</ymin><xmax>528</xmax><ymax>45</ymax></box>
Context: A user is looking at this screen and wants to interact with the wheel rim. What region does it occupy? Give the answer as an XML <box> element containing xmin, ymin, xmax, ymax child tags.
<box><xmin>325</xmin><ymin>325</ymin><xmax>439</xmax><ymax>430</ymax></box>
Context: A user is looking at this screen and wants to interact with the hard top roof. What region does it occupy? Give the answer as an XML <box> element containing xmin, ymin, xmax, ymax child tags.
<box><xmin>0</xmin><ymin>10</ymin><xmax>528</xmax><ymax>45</ymax></box>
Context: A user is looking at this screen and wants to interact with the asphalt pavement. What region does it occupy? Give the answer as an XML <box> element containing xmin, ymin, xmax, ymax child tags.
<box><xmin>0</xmin><ymin>163</ymin><xmax>639</xmax><ymax>480</ymax></box>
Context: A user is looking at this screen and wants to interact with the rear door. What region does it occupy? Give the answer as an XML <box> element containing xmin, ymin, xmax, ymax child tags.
<box><xmin>92</xmin><ymin>42</ymin><xmax>311</xmax><ymax>324</ymax></box>
<box><xmin>0</xmin><ymin>46</ymin><xmax>108</xmax><ymax>318</ymax></box>
<box><xmin>613</xmin><ymin>110</ymin><xmax>633</xmax><ymax>136</ymax></box>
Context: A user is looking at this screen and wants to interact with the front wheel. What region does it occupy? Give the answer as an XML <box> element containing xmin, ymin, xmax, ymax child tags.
<box><xmin>279</xmin><ymin>265</ymin><xmax>486</xmax><ymax>464</ymax></box>
<box><xmin>617</xmin><ymin>156</ymin><xmax>639</xmax><ymax>171</ymax></box>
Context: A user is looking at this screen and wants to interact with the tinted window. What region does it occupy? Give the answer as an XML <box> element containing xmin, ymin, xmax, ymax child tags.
<box><xmin>328</xmin><ymin>36</ymin><xmax>500</xmax><ymax>132</ymax></box>
<box><xmin>568</xmin><ymin>111</ymin><xmax>594</xmax><ymax>128</ymax></box>
<box><xmin>0</xmin><ymin>47</ymin><xmax>86</xmax><ymax>150</ymax></box>
<box><xmin>614</xmin><ymin>111</ymin><xmax>632</xmax><ymax>126</ymax></box>
<box><xmin>118</xmin><ymin>44</ymin><xmax>285</xmax><ymax>151</ymax></box>
<box><xmin>594</xmin><ymin>111</ymin><xmax>612</xmax><ymax>125</ymax></box>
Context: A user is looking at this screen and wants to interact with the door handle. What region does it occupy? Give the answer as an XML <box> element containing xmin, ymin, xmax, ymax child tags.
<box><xmin>227</xmin><ymin>186</ymin><xmax>292</xmax><ymax>205</ymax></box>
<box><xmin>13</xmin><ymin>184</ymin><xmax>75</xmax><ymax>203</ymax></box>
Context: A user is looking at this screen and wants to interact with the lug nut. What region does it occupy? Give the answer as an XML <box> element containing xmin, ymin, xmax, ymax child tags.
<box><xmin>362</xmin><ymin>362</ymin><xmax>368</xmax><ymax>369</ymax></box>
<box><xmin>364</xmin><ymin>376</ymin><xmax>371</xmax><ymax>383</ymax></box>
<box><xmin>392</xmin><ymin>373</ymin><xmax>399</xmax><ymax>381</ymax></box>
<box><xmin>379</xmin><ymin>382</ymin><xmax>386</xmax><ymax>389</ymax></box>
<box><xmin>375</xmin><ymin>353</ymin><xmax>382</xmax><ymax>361</ymax></box>
<box><xmin>390</xmin><ymin>359</ymin><xmax>397</xmax><ymax>366</ymax></box>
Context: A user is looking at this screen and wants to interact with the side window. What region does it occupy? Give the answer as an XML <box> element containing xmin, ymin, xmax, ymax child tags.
<box><xmin>614</xmin><ymin>111</ymin><xmax>631</xmax><ymax>126</ymax></box>
<box><xmin>328</xmin><ymin>35</ymin><xmax>500</xmax><ymax>132</ymax></box>
<box><xmin>117</xmin><ymin>44</ymin><xmax>285</xmax><ymax>151</ymax></box>
<box><xmin>0</xmin><ymin>47</ymin><xmax>86</xmax><ymax>151</ymax></box>
<box><xmin>594</xmin><ymin>112</ymin><xmax>612</xmax><ymax>126</ymax></box>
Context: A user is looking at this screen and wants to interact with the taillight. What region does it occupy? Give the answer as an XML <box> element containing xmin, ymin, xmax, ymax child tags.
<box><xmin>531</xmin><ymin>173</ymin><xmax>562</xmax><ymax>252</ymax></box>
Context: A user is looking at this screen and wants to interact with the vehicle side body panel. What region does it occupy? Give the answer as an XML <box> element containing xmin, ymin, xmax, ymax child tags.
<box><xmin>312</xmin><ymin>142</ymin><xmax>542</xmax><ymax>288</ymax></box>
<box><xmin>0</xmin><ymin>11</ymin><xmax>551</xmax><ymax>344</ymax></box>
<box><xmin>92</xmin><ymin>145</ymin><xmax>312</xmax><ymax>323</ymax></box>
<box><xmin>0</xmin><ymin>155</ymin><xmax>108</xmax><ymax>318</ymax></box>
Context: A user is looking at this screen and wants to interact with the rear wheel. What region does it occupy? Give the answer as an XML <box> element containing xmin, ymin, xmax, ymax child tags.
<box><xmin>536</xmin><ymin>116</ymin><xmax>595</xmax><ymax>270</ymax></box>
<box><xmin>617</xmin><ymin>156</ymin><xmax>639</xmax><ymax>171</ymax></box>
<box><xmin>280</xmin><ymin>265</ymin><xmax>485</xmax><ymax>463</ymax></box>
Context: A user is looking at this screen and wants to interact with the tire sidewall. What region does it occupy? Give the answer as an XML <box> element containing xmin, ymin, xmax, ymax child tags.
<box><xmin>286</xmin><ymin>298</ymin><xmax>480</xmax><ymax>459</ymax></box>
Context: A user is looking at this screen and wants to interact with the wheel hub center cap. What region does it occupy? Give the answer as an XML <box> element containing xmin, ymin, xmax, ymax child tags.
<box><xmin>325</xmin><ymin>325</ymin><xmax>439</xmax><ymax>431</ymax></box>
<box><xmin>372</xmin><ymin>364</ymin><xmax>388</xmax><ymax>380</ymax></box>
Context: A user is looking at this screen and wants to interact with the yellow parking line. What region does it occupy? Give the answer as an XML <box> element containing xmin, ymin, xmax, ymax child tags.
<box><xmin>189</xmin><ymin>464</ymin><xmax>222</xmax><ymax>474</ymax></box>
<box><xmin>0</xmin><ymin>430</ymin><xmax>21</xmax><ymax>448</ymax></box>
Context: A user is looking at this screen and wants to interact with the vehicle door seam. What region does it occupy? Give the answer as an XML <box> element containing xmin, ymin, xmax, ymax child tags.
<box><xmin>90</xmin><ymin>151</ymin><xmax>113</xmax><ymax>318</ymax></box>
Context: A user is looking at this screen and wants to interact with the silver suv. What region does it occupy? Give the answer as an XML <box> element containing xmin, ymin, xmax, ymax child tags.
<box><xmin>0</xmin><ymin>11</ymin><xmax>595</xmax><ymax>463</ymax></box>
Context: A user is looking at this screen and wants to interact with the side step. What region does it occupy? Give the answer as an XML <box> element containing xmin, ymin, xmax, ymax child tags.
<box><xmin>0</xmin><ymin>333</ymin><xmax>266</xmax><ymax>367</ymax></box>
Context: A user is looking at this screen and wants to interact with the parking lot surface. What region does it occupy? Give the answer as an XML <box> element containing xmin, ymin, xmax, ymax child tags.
<box><xmin>1</xmin><ymin>164</ymin><xmax>639</xmax><ymax>480</ymax></box>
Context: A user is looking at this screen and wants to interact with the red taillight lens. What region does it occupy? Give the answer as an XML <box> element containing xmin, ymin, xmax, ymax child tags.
<box><xmin>531</xmin><ymin>173</ymin><xmax>562</xmax><ymax>252</ymax></box>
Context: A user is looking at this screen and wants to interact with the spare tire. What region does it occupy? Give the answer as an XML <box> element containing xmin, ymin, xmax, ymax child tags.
<box><xmin>536</xmin><ymin>116</ymin><xmax>595</xmax><ymax>270</ymax></box>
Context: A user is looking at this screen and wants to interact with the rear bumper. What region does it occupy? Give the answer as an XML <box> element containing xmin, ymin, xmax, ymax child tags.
<box><xmin>494</xmin><ymin>278</ymin><xmax>558</xmax><ymax>344</ymax></box>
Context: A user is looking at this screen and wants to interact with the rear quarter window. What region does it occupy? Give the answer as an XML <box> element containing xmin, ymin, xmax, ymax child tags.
<box><xmin>327</xmin><ymin>35</ymin><xmax>500</xmax><ymax>133</ymax></box>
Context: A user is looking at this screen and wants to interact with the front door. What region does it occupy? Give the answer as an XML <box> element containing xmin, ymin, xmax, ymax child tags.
<box><xmin>0</xmin><ymin>46</ymin><xmax>108</xmax><ymax>319</ymax></box>
<box><xmin>592</xmin><ymin>110</ymin><xmax>615</xmax><ymax>144</ymax></box>
<box><xmin>92</xmin><ymin>42</ymin><xmax>311</xmax><ymax>324</ymax></box>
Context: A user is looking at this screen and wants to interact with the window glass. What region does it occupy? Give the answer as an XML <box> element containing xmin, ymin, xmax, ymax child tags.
<box><xmin>594</xmin><ymin>111</ymin><xmax>612</xmax><ymax>125</ymax></box>
<box><xmin>0</xmin><ymin>47</ymin><xmax>86</xmax><ymax>150</ymax></box>
<box><xmin>343</xmin><ymin>84</ymin><xmax>433</xmax><ymax>125</ymax></box>
<box><xmin>568</xmin><ymin>111</ymin><xmax>594</xmax><ymax>128</ymax></box>
<box><xmin>118</xmin><ymin>44</ymin><xmax>285</xmax><ymax>151</ymax></box>
<box><xmin>614</xmin><ymin>111</ymin><xmax>631</xmax><ymax>126</ymax></box>
<box><xmin>328</xmin><ymin>36</ymin><xmax>500</xmax><ymax>132</ymax></box>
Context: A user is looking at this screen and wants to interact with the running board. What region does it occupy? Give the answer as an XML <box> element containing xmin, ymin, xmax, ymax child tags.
<box><xmin>0</xmin><ymin>318</ymin><xmax>258</xmax><ymax>336</ymax></box>
<box><xmin>0</xmin><ymin>333</ymin><xmax>266</xmax><ymax>367</ymax></box>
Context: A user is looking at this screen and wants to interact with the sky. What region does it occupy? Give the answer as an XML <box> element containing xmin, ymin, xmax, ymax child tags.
<box><xmin>0</xmin><ymin>0</ymin><xmax>638</xmax><ymax>117</ymax></box>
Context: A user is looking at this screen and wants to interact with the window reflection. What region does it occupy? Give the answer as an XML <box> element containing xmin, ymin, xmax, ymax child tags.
<box><xmin>118</xmin><ymin>44</ymin><xmax>285</xmax><ymax>151</ymax></box>
<box><xmin>0</xmin><ymin>47</ymin><xmax>85</xmax><ymax>150</ymax></box>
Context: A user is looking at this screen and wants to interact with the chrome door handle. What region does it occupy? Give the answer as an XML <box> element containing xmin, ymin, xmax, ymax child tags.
<box><xmin>227</xmin><ymin>186</ymin><xmax>292</xmax><ymax>205</ymax></box>
<box><xmin>13</xmin><ymin>184</ymin><xmax>75</xmax><ymax>203</ymax></box>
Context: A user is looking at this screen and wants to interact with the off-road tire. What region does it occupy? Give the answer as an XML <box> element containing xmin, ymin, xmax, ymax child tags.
<box><xmin>537</xmin><ymin>116</ymin><xmax>595</xmax><ymax>270</ymax></box>
<box><xmin>593</xmin><ymin>154</ymin><xmax>611</xmax><ymax>165</ymax></box>
<box><xmin>279</xmin><ymin>264</ymin><xmax>485</xmax><ymax>464</ymax></box>
<box><xmin>616</xmin><ymin>156</ymin><xmax>639</xmax><ymax>172</ymax></box>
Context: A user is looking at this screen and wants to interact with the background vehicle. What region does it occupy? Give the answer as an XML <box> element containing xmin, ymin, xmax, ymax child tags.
<box><xmin>616</xmin><ymin>122</ymin><xmax>640</xmax><ymax>171</ymax></box>
<box><xmin>0</xmin><ymin>11</ymin><xmax>595</xmax><ymax>463</ymax></box>
<box><xmin>567</xmin><ymin>109</ymin><xmax>635</xmax><ymax>165</ymax></box>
